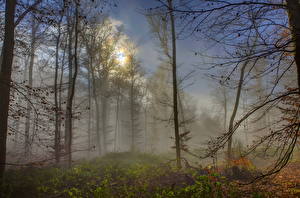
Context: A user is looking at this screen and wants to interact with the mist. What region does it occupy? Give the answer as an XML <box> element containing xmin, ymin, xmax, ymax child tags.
<box><xmin>1</xmin><ymin>0</ymin><xmax>300</xmax><ymax>197</ymax></box>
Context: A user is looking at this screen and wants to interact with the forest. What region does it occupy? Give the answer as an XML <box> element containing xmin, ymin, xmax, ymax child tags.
<box><xmin>0</xmin><ymin>0</ymin><xmax>300</xmax><ymax>197</ymax></box>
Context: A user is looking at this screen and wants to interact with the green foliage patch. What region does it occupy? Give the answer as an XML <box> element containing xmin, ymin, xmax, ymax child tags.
<box><xmin>0</xmin><ymin>152</ymin><xmax>267</xmax><ymax>198</ymax></box>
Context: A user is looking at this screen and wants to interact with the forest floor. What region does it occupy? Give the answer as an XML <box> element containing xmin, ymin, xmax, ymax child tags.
<box><xmin>237</xmin><ymin>162</ymin><xmax>300</xmax><ymax>198</ymax></box>
<box><xmin>1</xmin><ymin>152</ymin><xmax>300</xmax><ymax>198</ymax></box>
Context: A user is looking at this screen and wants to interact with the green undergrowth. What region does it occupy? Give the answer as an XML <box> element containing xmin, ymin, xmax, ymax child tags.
<box><xmin>0</xmin><ymin>152</ymin><xmax>267</xmax><ymax>198</ymax></box>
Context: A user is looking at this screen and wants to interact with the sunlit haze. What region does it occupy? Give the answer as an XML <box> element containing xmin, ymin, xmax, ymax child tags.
<box><xmin>1</xmin><ymin>0</ymin><xmax>299</xmax><ymax>197</ymax></box>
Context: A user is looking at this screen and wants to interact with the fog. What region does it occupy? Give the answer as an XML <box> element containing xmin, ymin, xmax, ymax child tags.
<box><xmin>1</xmin><ymin>0</ymin><xmax>298</xmax><ymax>169</ymax></box>
<box><xmin>1</xmin><ymin>1</ymin><xmax>300</xmax><ymax>197</ymax></box>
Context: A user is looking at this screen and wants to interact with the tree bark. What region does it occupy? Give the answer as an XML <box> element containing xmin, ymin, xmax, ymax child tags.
<box><xmin>286</xmin><ymin>0</ymin><xmax>300</xmax><ymax>94</ymax></box>
<box><xmin>0</xmin><ymin>0</ymin><xmax>16</xmax><ymax>178</ymax></box>
<box><xmin>168</xmin><ymin>0</ymin><xmax>181</xmax><ymax>169</ymax></box>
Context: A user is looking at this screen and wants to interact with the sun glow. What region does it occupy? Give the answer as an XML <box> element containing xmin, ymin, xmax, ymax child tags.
<box><xmin>116</xmin><ymin>49</ymin><xmax>127</xmax><ymax>66</ymax></box>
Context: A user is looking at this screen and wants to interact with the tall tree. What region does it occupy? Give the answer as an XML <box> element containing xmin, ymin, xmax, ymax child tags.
<box><xmin>82</xmin><ymin>17</ymin><xmax>121</xmax><ymax>155</ymax></box>
<box><xmin>286</xmin><ymin>0</ymin><xmax>300</xmax><ymax>94</ymax></box>
<box><xmin>227</xmin><ymin>60</ymin><xmax>248</xmax><ymax>161</ymax></box>
<box><xmin>167</xmin><ymin>0</ymin><xmax>181</xmax><ymax>169</ymax></box>
<box><xmin>64</xmin><ymin>0</ymin><xmax>79</xmax><ymax>167</ymax></box>
<box><xmin>167</xmin><ymin>0</ymin><xmax>300</xmax><ymax>173</ymax></box>
<box><xmin>83</xmin><ymin>26</ymin><xmax>102</xmax><ymax>155</ymax></box>
<box><xmin>0</xmin><ymin>0</ymin><xmax>17</xmax><ymax>178</ymax></box>
<box><xmin>126</xmin><ymin>53</ymin><xmax>144</xmax><ymax>152</ymax></box>
<box><xmin>54</xmin><ymin>13</ymin><xmax>64</xmax><ymax>164</ymax></box>
<box><xmin>147</xmin><ymin>1</ymin><xmax>181</xmax><ymax>167</ymax></box>
<box><xmin>24</xmin><ymin>16</ymin><xmax>39</xmax><ymax>158</ymax></box>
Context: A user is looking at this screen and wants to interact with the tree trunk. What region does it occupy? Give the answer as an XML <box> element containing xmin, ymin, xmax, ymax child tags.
<box><xmin>287</xmin><ymin>2</ymin><xmax>300</xmax><ymax>161</ymax></box>
<box><xmin>0</xmin><ymin>0</ymin><xmax>16</xmax><ymax>178</ymax></box>
<box><xmin>130</xmin><ymin>80</ymin><xmax>135</xmax><ymax>152</ymax></box>
<box><xmin>54</xmin><ymin>18</ymin><xmax>62</xmax><ymax>164</ymax></box>
<box><xmin>64</xmin><ymin>17</ymin><xmax>73</xmax><ymax>167</ymax></box>
<box><xmin>86</xmin><ymin>36</ymin><xmax>102</xmax><ymax>155</ymax></box>
<box><xmin>24</xmin><ymin>17</ymin><xmax>38</xmax><ymax>158</ymax></box>
<box><xmin>168</xmin><ymin>0</ymin><xmax>181</xmax><ymax>169</ymax></box>
<box><xmin>114</xmin><ymin>85</ymin><xmax>120</xmax><ymax>152</ymax></box>
<box><xmin>65</xmin><ymin>1</ymin><xmax>79</xmax><ymax>167</ymax></box>
<box><xmin>101</xmin><ymin>76</ymin><xmax>108</xmax><ymax>155</ymax></box>
<box><xmin>223</xmin><ymin>87</ymin><xmax>228</xmax><ymax>131</ymax></box>
<box><xmin>227</xmin><ymin>61</ymin><xmax>248</xmax><ymax>162</ymax></box>
<box><xmin>58</xmin><ymin>42</ymin><xmax>66</xmax><ymax>156</ymax></box>
<box><xmin>95</xmin><ymin>97</ymin><xmax>101</xmax><ymax>155</ymax></box>
<box><xmin>178</xmin><ymin>91</ymin><xmax>186</xmax><ymax>133</ymax></box>
<box><xmin>144</xmin><ymin>106</ymin><xmax>147</xmax><ymax>152</ymax></box>
<box><xmin>287</xmin><ymin>0</ymin><xmax>300</xmax><ymax>93</ymax></box>
<box><xmin>69</xmin><ymin>1</ymin><xmax>79</xmax><ymax>167</ymax></box>
<box><xmin>14</xmin><ymin>57</ymin><xmax>29</xmax><ymax>148</ymax></box>
<box><xmin>87</xmin><ymin>58</ymin><xmax>92</xmax><ymax>157</ymax></box>
<box><xmin>90</xmin><ymin>65</ymin><xmax>101</xmax><ymax>155</ymax></box>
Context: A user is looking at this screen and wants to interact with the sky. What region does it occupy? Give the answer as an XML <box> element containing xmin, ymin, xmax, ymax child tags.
<box><xmin>111</xmin><ymin>0</ymin><xmax>215</xmax><ymax>111</ymax></box>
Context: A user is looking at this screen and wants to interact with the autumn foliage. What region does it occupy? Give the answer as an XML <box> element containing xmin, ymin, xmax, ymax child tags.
<box><xmin>231</xmin><ymin>157</ymin><xmax>254</xmax><ymax>169</ymax></box>
<box><xmin>278</xmin><ymin>88</ymin><xmax>300</xmax><ymax>141</ymax></box>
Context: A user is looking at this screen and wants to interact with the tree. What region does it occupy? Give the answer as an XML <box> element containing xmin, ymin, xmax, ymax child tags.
<box><xmin>111</xmin><ymin>70</ymin><xmax>125</xmax><ymax>152</ymax></box>
<box><xmin>278</xmin><ymin>87</ymin><xmax>300</xmax><ymax>142</ymax></box>
<box><xmin>125</xmin><ymin>52</ymin><xmax>145</xmax><ymax>152</ymax></box>
<box><xmin>0</xmin><ymin>0</ymin><xmax>119</xmax><ymax>171</ymax></box>
<box><xmin>64</xmin><ymin>0</ymin><xmax>79</xmax><ymax>167</ymax></box>
<box><xmin>0</xmin><ymin>0</ymin><xmax>43</xmax><ymax>178</ymax></box>
<box><xmin>82</xmin><ymin>23</ymin><xmax>102</xmax><ymax>155</ymax></box>
<box><xmin>53</xmin><ymin>9</ymin><xmax>64</xmax><ymax>164</ymax></box>
<box><xmin>0</xmin><ymin>0</ymin><xmax>17</xmax><ymax>178</ymax></box>
<box><xmin>147</xmin><ymin>0</ymin><xmax>182</xmax><ymax>168</ymax></box>
<box><xmin>227</xmin><ymin>60</ymin><xmax>248</xmax><ymax>162</ymax></box>
<box><xmin>24</xmin><ymin>16</ymin><xmax>40</xmax><ymax>158</ymax></box>
<box><xmin>211</xmin><ymin>84</ymin><xmax>229</xmax><ymax>133</ymax></box>
<box><xmin>168</xmin><ymin>0</ymin><xmax>181</xmax><ymax>169</ymax></box>
<box><xmin>163</xmin><ymin>0</ymin><xmax>300</xmax><ymax>174</ymax></box>
<box><xmin>286</xmin><ymin>0</ymin><xmax>300</xmax><ymax>93</ymax></box>
<box><xmin>147</xmin><ymin>63</ymin><xmax>174</xmax><ymax>152</ymax></box>
<box><xmin>82</xmin><ymin>17</ymin><xmax>122</xmax><ymax>155</ymax></box>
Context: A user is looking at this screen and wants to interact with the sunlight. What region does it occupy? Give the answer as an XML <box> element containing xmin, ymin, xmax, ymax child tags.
<box><xmin>116</xmin><ymin>49</ymin><xmax>127</xmax><ymax>66</ymax></box>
